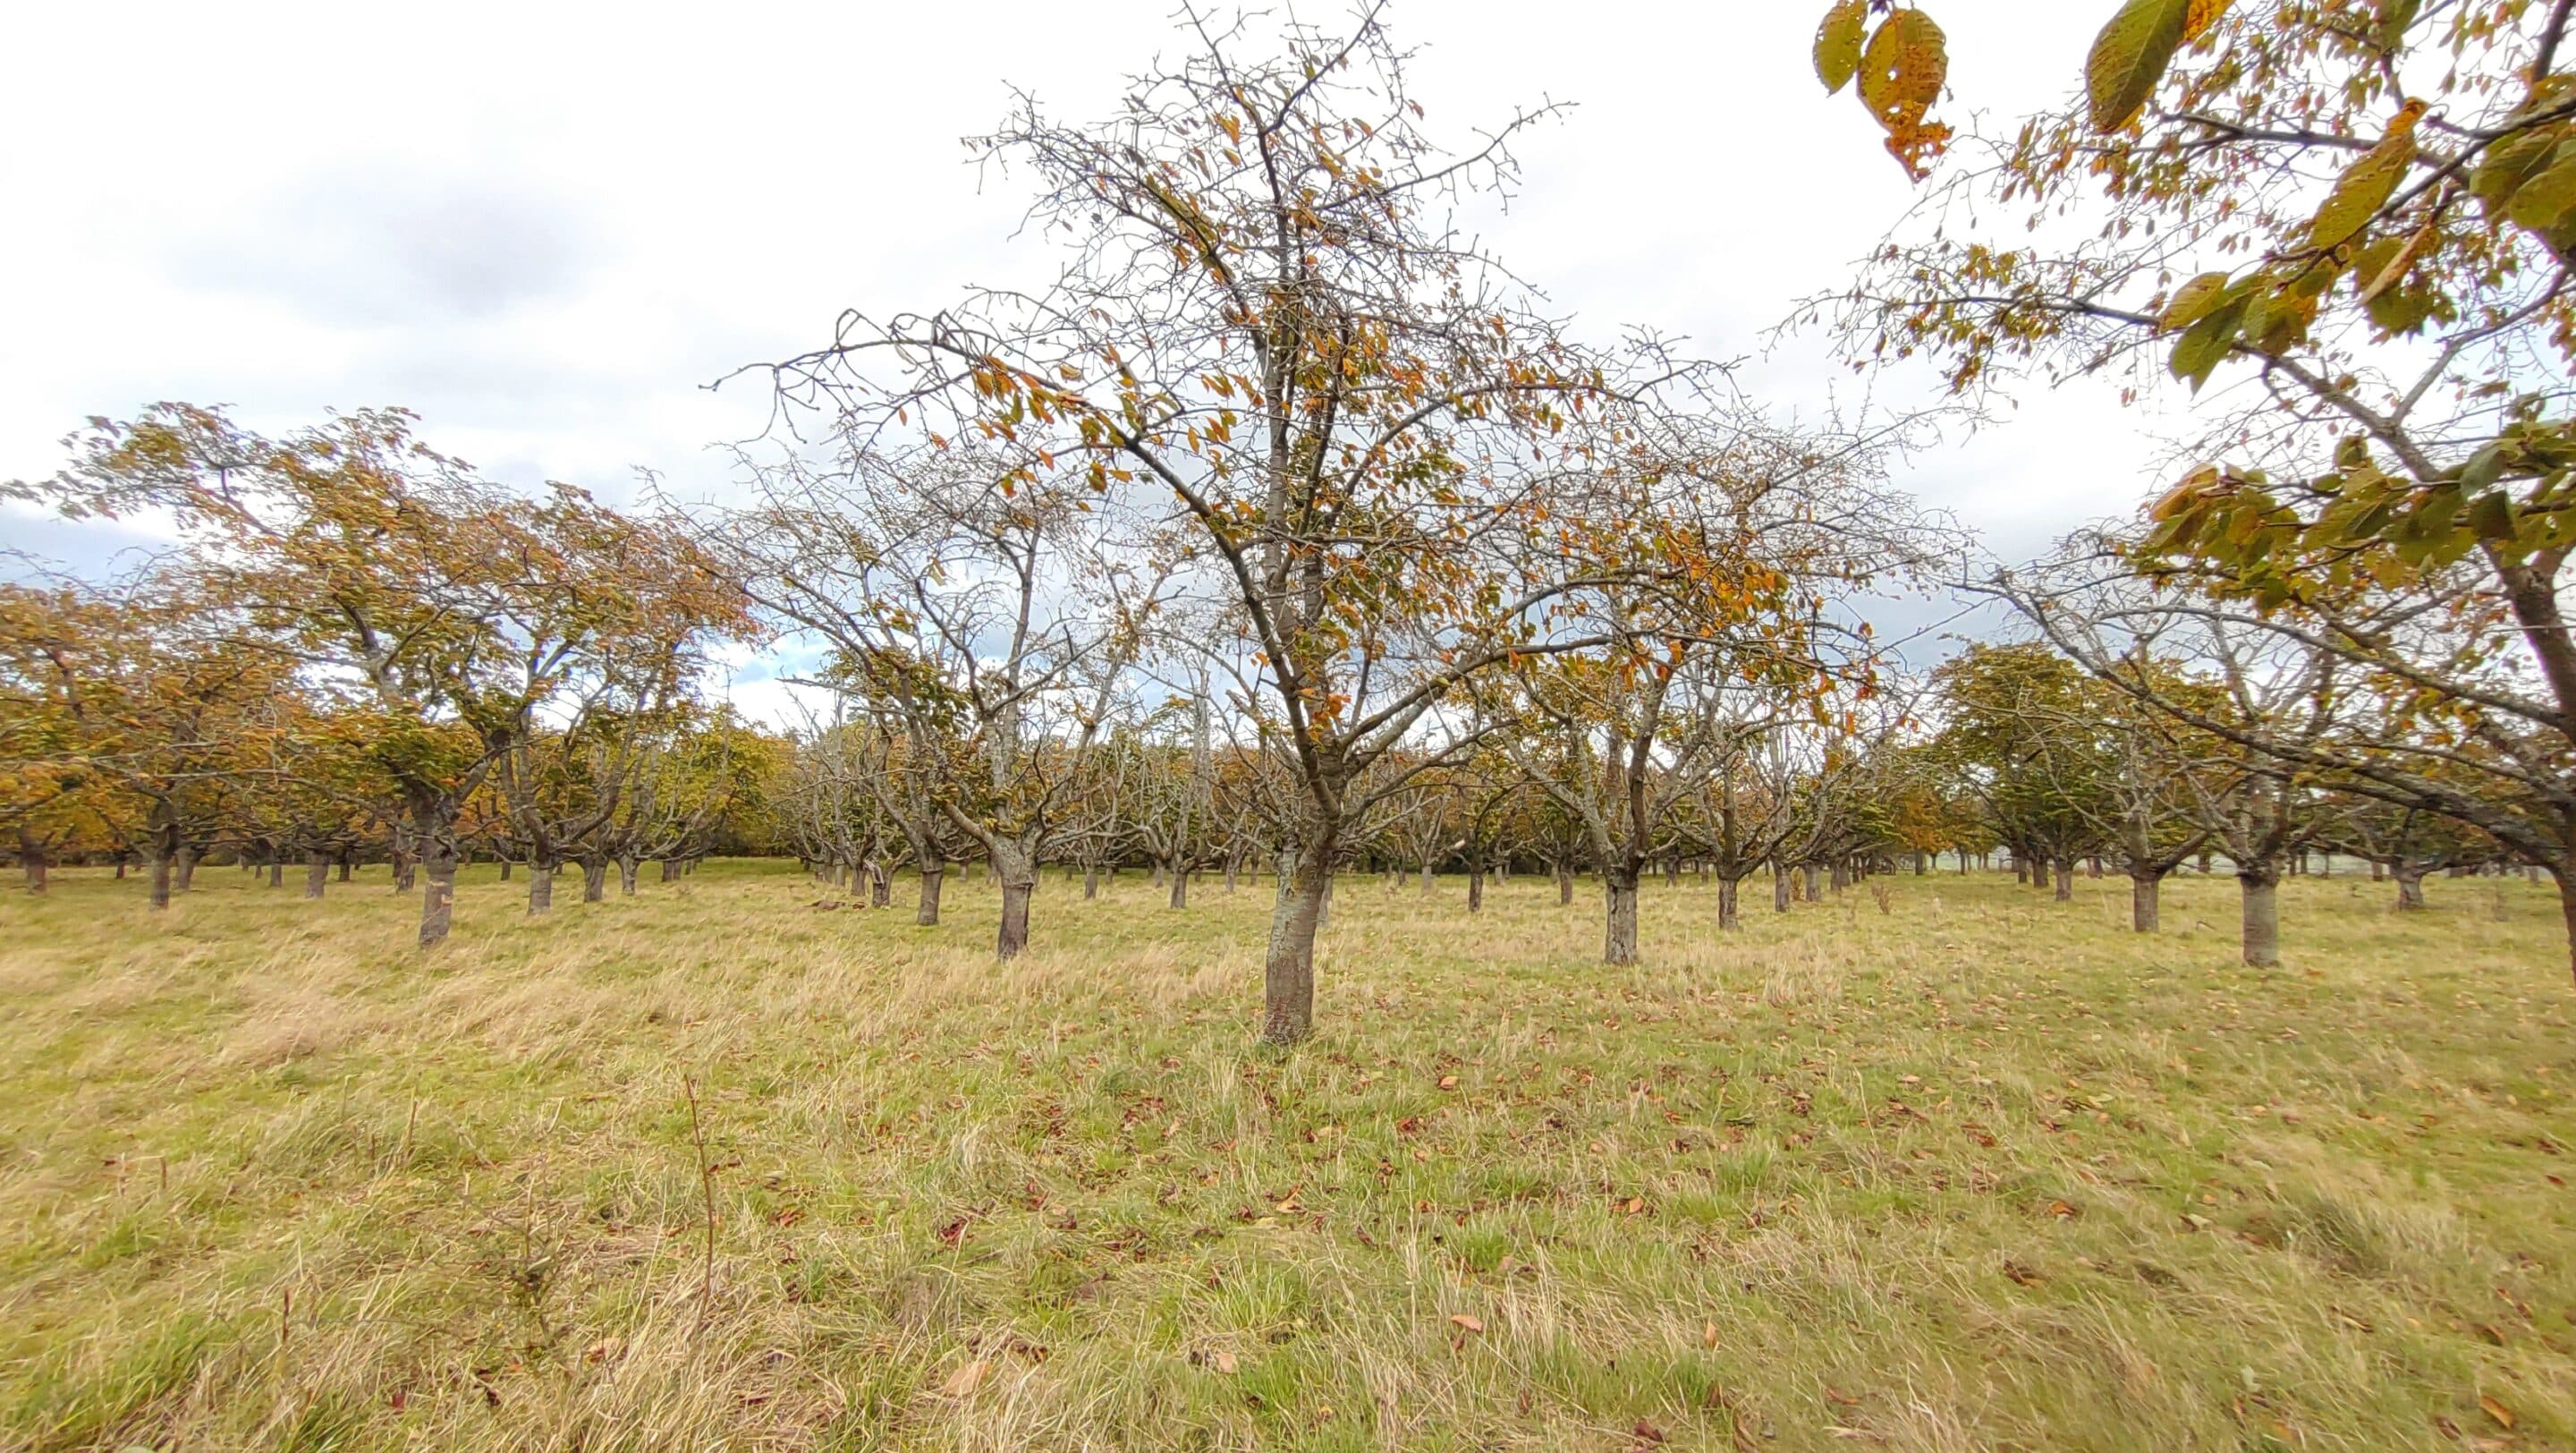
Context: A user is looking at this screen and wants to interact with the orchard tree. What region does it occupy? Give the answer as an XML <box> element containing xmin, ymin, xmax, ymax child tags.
<box><xmin>750</xmin><ymin>8</ymin><xmax>1841</xmax><ymax>1041</ymax></box>
<box><xmin>13</xmin><ymin>405</ymin><xmax>744</xmax><ymax>945</ymax></box>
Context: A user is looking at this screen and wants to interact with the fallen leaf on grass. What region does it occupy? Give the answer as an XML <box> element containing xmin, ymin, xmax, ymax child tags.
<box><xmin>941</xmin><ymin>1360</ymin><xmax>990</xmax><ymax>1398</ymax></box>
<box><xmin>1215</xmin><ymin>1350</ymin><xmax>1238</xmax><ymax>1374</ymax></box>
<box><xmin>1703</xmin><ymin>1321</ymin><xmax>1719</xmax><ymax>1348</ymax></box>
<box><xmin>2479</xmin><ymin>1394</ymin><xmax>2514</xmax><ymax>1429</ymax></box>
<box><xmin>2046</xmin><ymin>1200</ymin><xmax>2077</xmax><ymax>1219</ymax></box>
<box><xmin>1450</xmin><ymin>1313</ymin><xmax>1485</xmax><ymax>1333</ymax></box>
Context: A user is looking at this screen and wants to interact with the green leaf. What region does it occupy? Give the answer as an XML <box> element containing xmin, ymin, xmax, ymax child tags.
<box><xmin>2471</xmin><ymin>125</ymin><xmax>2562</xmax><ymax>216</ymax></box>
<box><xmin>1815</xmin><ymin>1</ymin><xmax>1868</xmax><ymax>95</ymax></box>
<box><xmin>2504</xmin><ymin>151</ymin><xmax>2576</xmax><ymax>236</ymax></box>
<box><xmin>2365</xmin><ymin>283</ymin><xmax>2445</xmax><ymax>335</ymax></box>
<box><xmin>2468</xmin><ymin>490</ymin><xmax>2518</xmax><ymax>541</ymax></box>
<box><xmin>2087</xmin><ymin>0</ymin><xmax>2193</xmax><ymax>133</ymax></box>
<box><xmin>2169</xmin><ymin>296</ymin><xmax>2247</xmax><ymax>389</ymax></box>
<box><xmin>2459</xmin><ymin>442</ymin><xmax>2511</xmax><ymax>491</ymax></box>
<box><xmin>2374</xmin><ymin>0</ymin><xmax>2420</xmax><ymax>50</ymax></box>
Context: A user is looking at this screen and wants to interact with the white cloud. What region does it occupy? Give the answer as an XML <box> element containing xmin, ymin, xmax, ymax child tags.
<box><xmin>1</xmin><ymin>1</ymin><xmax>2186</xmax><ymax>724</ymax></box>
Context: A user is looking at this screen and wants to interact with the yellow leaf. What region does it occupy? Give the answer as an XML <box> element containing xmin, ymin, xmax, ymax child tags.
<box><xmin>2309</xmin><ymin>106</ymin><xmax>2424</xmax><ymax>251</ymax></box>
<box><xmin>1813</xmin><ymin>2</ymin><xmax>1868</xmax><ymax>95</ymax></box>
<box><xmin>1858</xmin><ymin>9</ymin><xmax>1947</xmax><ymax>132</ymax></box>
<box><xmin>1450</xmin><ymin>1313</ymin><xmax>1486</xmax><ymax>1333</ymax></box>
<box><xmin>2157</xmin><ymin>272</ymin><xmax>2234</xmax><ymax>332</ymax></box>
<box><xmin>2087</xmin><ymin>0</ymin><xmax>2192</xmax><ymax>132</ymax></box>
<box><xmin>2479</xmin><ymin>1395</ymin><xmax>2514</xmax><ymax>1429</ymax></box>
<box><xmin>2182</xmin><ymin>0</ymin><xmax>2232</xmax><ymax>41</ymax></box>
<box><xmin>941</xmin><ymin>1360</ymin><xmax>991</xmax><ymax>1397</ymax></box>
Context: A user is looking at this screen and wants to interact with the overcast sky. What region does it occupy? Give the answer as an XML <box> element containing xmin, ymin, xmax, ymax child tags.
<box><xmin>0</xmin><ymin>0</ymin><xmax>2193</xmax><ymax>716</ymax></box>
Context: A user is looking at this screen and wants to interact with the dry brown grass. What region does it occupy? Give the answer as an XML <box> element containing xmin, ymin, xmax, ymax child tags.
<box><xmin>0</xmin><ymin>859</ymin><xmax>2570</xmax><ymax>1451</ymax></box>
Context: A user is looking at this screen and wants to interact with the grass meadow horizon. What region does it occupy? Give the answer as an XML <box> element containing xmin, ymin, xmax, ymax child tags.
<box><xmin>2</xmin><ymin>858</ymin><xmax>2571</xmax><ymax>1450</ymax></box>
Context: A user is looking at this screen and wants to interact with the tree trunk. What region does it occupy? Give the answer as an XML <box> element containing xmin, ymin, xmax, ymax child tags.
<box><xmin>868</xmin><ymin>862</ymin><xmax>891</xmax><ymax>908</ymax></box>
<box><xmin>991</xmin><ymin>842</ymin><xmax>1038</xmax><ymax>959</ymax></box>
<box><xmin>18</xmin><ymin>828</ymin><xmax>47</xmax><ymax>895</ymax></box>
<box><xmin>176</xmin><ymin>845</ymin><xmax>198</xmax><ymax>894</ymax></box>
<box><xmin>2054</xmin><ymin>858</ymin><xmax>2075</xmax><ymax>903</ymax></box>
<box><xmin>1261</xmin><ymin>835</ymin><xmax>1337</xmax><ymax>1045</ymax></box>
<box><xmin>2554</xmin><ymin>865</ymin><xmax>2576</xmax><ymax>990</ymax></box>
<box><xmin>1224</xmin><ymin>855</ymin><xmax>1240</xmax><ymax>893</ymax></box>
<box><xmin>580</xmin><ymin>857</ymin><xmax>608</xmax><ymax>903</ymax></box>
<box><xmin>2240</xmin><ymin>867</ymin><xmax>2282</xmax><ymax>969</ymax></box>
<box><xmin>1717</xmin><ymin>874</ymin><xmax>1742</xmax><ymax>930</ymax></box>
<box><xmin>2130</xmin><ymin>870</ymin><xmax>2161</xmax><ymax>933</ymax></box>
<box><xmin>304</xmin><ymin>851</ymin><xmax>328</xmax><ymax>900</ymax></box>
<box><xmin>618</xmin><ymin>856</ymin><xmax>640</xmax><ymax>895</ymax></box>
<box><xmin>1467</xmin><ymin>864</ymin><xmax>1485</xmax><ymax>913</ymax></box>
<box><xmin>663</xmin><ymin>858</ymin><xmax>682</xmax><ymax>883</ymax></box>
<box><xmin>1419</xmin><ymin>860</ymin><xmax>1436</xmax><ymax>895</ymax></box>
<box><xmin>1803</xmin><ymin>864</ymin><xmax>1823</xmax><ymax>902</ymax></box>
<box><xmin>2395</xmin><ymin>869</ymin><xmax>2428</xmax><ymax>913</ymax></box>
<box><xmin>1828</xmin><ymin>861</ymin><xmax>1850</xmax><ymax>893</ymax></box>
<box><xmin>418</xmin><ymin>831</ymin><xmax>459</xmax><ymax>948</ymax></box>
<box><xmin>1774</xmin><ymin>866</ymin><xmax>1792</xmax><ymax>913</ymax></box>
<box><xmin>337</xmin><ymin>856</ymin><xmax>352</xmax><ymax>882</ymax></box>
<box><xmin>1169</xmin><ymin>860</ymin><xmax>1189</xmax><ymax>909</ymax></box>
<box><xmin>917</xmin><ymin>861</ymin><xmax>945</xmax><ymax>926</ymax></box>
<box><xmin>1603</xmin><ymin>866</ymin><xmax>1640</xmax><ymax>965</ymax></box>
<box><xmin>1084</xmin><ymin>862</ymin><xmax>1100</xmax><ymax>899</ymax></box>
<box><xmin>499</xmin><ymin>857</ymin><xmax>514</xmax><ymax>881</ymax></box>
<box><xmin>1555</xmin><ymin>859</ymin><xmax>1574</xmax><ymax>905</ymax></box>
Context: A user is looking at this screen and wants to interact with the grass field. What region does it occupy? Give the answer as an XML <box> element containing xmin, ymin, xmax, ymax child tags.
<box><xmin>1</xmin><ymin>860</ymin><xmax>2572</xmax><ymax>1452</ymax></box>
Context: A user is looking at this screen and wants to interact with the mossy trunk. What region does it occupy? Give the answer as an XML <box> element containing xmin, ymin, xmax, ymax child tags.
<box><xmin>917</xmin><ymin>861</ymin><xmax>945</xmax><ymax>926</ymax></box>
<box><xmin>2394</xmin><ymin>869</ymin><xmax>2428</xmax><ymax>912</ymax></box>
<box><xmin>2240</xmin><ymin>865</ymin><xmax>2282</xmax><ymax>968</ymax></box>
<box><xmin>1261</xmin><ymin>833</ymin><xmax>1338</xmax><ymax>1045</ymax></box>
<box><xmin>1603</xmin><ymin>866</ymin><xmax>1640</xmax><ymax>965</ymax></box>
<box><xmin>305</xmin><ymin>851</ymin><xmax>328</xmax><ymax>900</ymax></box>
<box><xmin>993</xmin><ymin>842</ymin><xmax>1037</xmax><ymax>959</ymax></box>
<box><xmin>529</xmin><ymin>862</ymin><xmax>555</xmax><ymax>915</ymax></box>
<box><xmin>418</xmin><ymin>829</ymin><xmax>459</xmax><ymax>948</ymax></box>
<box><xmin>580</xmin><ymin>858</ymin><xmax>608</xmax><ymax>903</ymax></box>
<box><xmin>2131</xmin><ymin>870</ymin><xmax>2160</xmax><ymax>933</ymax></box>
<box><xmin>1717</xmin><ymin>874</ymin><xmax>1742</xmax><ymax>930</ymax></box>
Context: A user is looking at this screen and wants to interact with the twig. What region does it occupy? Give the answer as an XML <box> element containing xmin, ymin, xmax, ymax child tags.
<box><xmin>683</xmin><ymin>1075</ymin><xmax>717</xmax><ymax>1334</ymax></box>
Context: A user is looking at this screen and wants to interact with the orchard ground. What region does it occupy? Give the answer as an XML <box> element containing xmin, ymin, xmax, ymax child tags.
<box><xmin>2</xmin><ymin>861</ymin><xmax>2572</xmax><ymax>1452</ymax></box>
